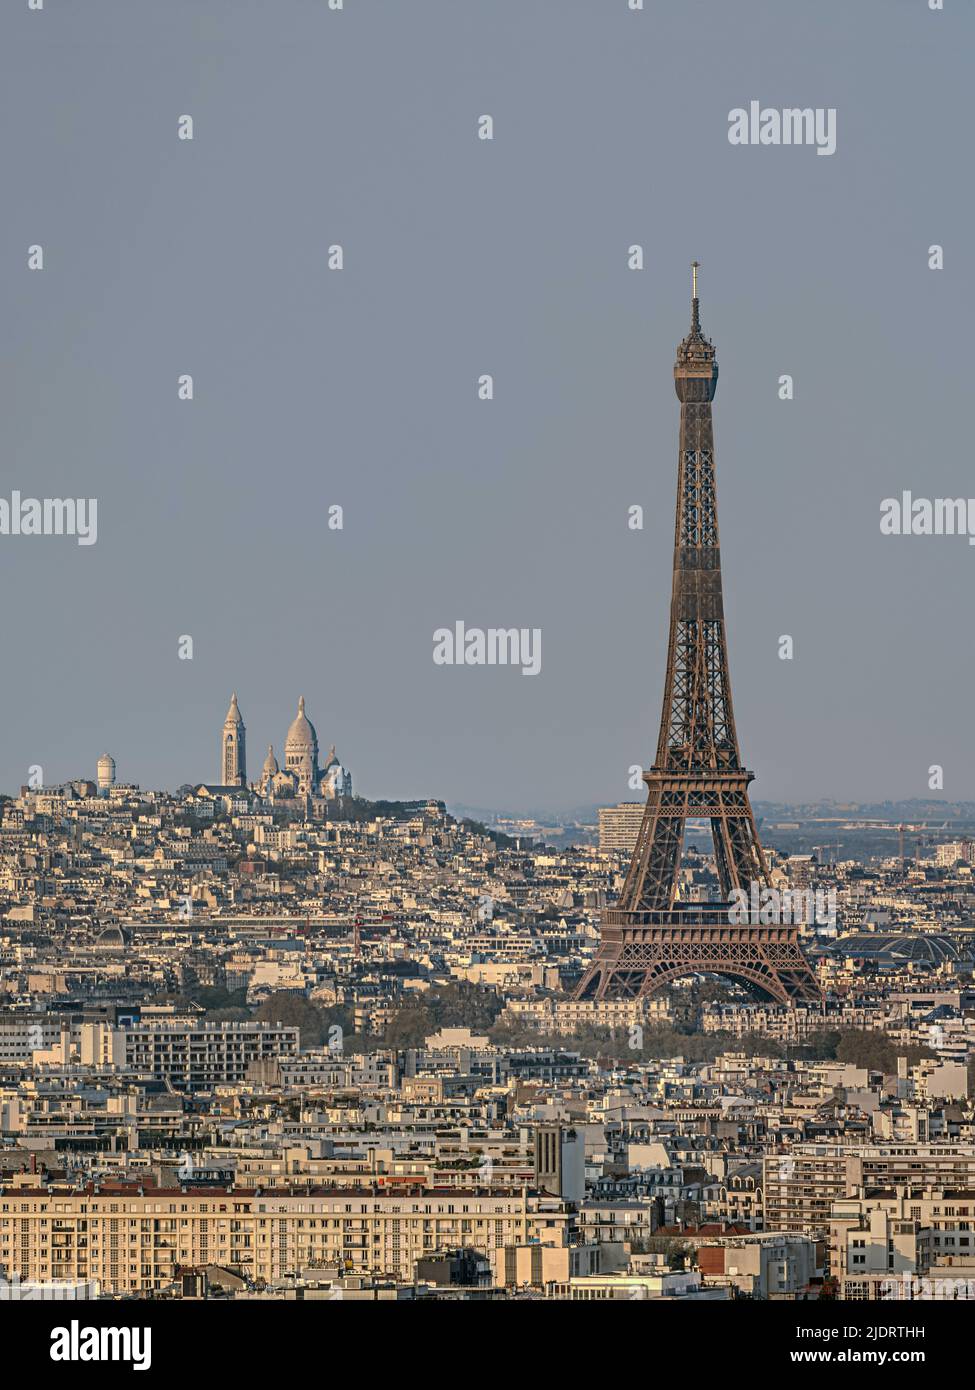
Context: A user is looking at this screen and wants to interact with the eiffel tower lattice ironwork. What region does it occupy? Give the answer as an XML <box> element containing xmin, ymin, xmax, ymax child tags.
<box><xmin>576</xmin><ymin>266</ymin><xmax>820</xmax><ymax>1006</ymax></box>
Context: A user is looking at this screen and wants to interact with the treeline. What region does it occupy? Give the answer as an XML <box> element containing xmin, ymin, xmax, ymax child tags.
<box><xmin>175</xmin><ymin>980</ymin><xmax>940</xmax><ymax>1073</ymax></box>
<box><xmin>489</xmin><ymin>1022</ymin><xmax>939</xmax><ymax>1070</ymax></box>
<box><xmin>215</xmin><ymin>981</ymin><xmax>504</xmax><ymax>1052</ymax></box>
<box><xmin>374</xmin><ymin>981</ymin><xmax>504</xmax><ymax>1049</ymax></box>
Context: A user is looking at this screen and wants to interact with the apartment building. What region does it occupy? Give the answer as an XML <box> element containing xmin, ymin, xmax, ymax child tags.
<box><xmin>696</xmin><ymin>1232</ymin><xmax>819</xmax><ymax>1299</ymax></box>
<box><xmin>501</xmin><ymin>995</ymin><xmax>672</xmax><ymax>1036</ymax></box>
<box><xmin>765</xmin><ymin>1144</ymin><xmax>975</xmax><ymax>1240</ymax></box>
<box><xmin>0</xmin><ymin>1015</ymin><xmax>299</xmax><ymax>1090</ymax></box>
<box><xmin>0</xmin><ymin>1013</ymin><xmax>63</xmax><ymax>1062</ymax></box>
<box><xmin>493</xmin><ymin>1238</ymin><xmax>602</xmax><ymax>1287</ymax></box>
<box><xmin>122</xmin><ymin>1021</ymin><xmax>298</xmax><ymax>1090</ymax></box>
<box><xmin>830</xmin><ymin>1187</ymin><xmax>975</xmax><ymax>1298</ymax></box>
<box><xmin>0</xmin><ymin>1181</ymin><xmax>572</xmax><ymax>1294</ymax></box>
<box><xmin>597</xmin><ymin>804</ymin><xmax>645</xmax><ymax>855</ymax></box>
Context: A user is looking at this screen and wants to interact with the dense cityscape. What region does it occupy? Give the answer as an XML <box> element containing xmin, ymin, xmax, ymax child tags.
<box><xmin>4</xmin><ymin>0</ymin><xmax>965</xmax><ymax>1366</ymax></box>
<box><xmin>4</xmin><ymin>715</ymin><xmax>975</xmax><ymax>1303</ymax></box>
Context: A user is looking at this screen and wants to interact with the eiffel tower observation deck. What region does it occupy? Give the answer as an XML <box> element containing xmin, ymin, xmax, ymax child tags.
<box><xmin>576</xmin><ymin>266</ymin><xmax>820</xmax><ymax>1005</ymax></box>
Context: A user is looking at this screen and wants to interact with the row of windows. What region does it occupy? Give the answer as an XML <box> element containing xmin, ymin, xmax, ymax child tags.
<box><xmin>1</xmin><ymin>1200</ymin><xmax>524</xmax><ymax>1216</ymax></box>
<box><xmin>2</xmin><ymin>1218</ymin><xmax>513</xmax><ymax>1235</ymax></box>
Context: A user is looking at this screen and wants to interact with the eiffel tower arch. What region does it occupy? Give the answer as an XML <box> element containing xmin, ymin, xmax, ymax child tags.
<box><xmin>576</xmin><ymin>267</ymin><xmax>820</xmax><ymax>1007</ymax></box>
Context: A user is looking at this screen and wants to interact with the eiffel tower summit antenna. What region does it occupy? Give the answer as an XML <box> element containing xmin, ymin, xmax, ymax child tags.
<box><xmin>575</xmin><ymin>270</ymin><xmax>820</xmax><ymax>1005</ymax></box>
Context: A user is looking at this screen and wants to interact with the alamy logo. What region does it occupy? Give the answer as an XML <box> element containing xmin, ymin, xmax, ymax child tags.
<box><xmin>1</xmin><ymin>1272</ymin><xmax>95</xmax><ymax>1300</ymax></box>
<box><xmin>0</xmin><ymin>491</ymin><xmax>97</xmax><ymax>545</ymax></box>
<box><xmin>729</xmin><ymin>883</ymin><xmax>836</xmax><ymax>928</ymax></box>
<box><xmin>433</xmin><ymin>622</ymin><xmax>541</xmax><ymax>676</ymax></box>
<box><xmin>880</xmin><ymin>492</ymin><xmax>975</xmax><ymax>544</ymax></box>
<box><xmin>50</xmin><ymin>1321</ymin><xmax>151</xmax><ymax>1370</ymax></box>
<box><xmin>728</xmin><ymin>102</ymin><xmax>836</xmax><ymax>156</ymax></box>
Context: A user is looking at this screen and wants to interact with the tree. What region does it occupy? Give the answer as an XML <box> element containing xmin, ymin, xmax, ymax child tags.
<box><xmin>255</xmin><ymin>992</ymin><xmax>328</xmax><ymax>1047</ymax></box>
<box><xmin>384</xmin><ymin>1008</ymin><xmax>434</xmax><ymax>1049</ymax></box>
<box><xmin>188</xmin><ymin>984</ymin><xmax>247</xmax><ymax>1011</ymax></box>
<box><xmin>795</xmin><ymin>1030</ymin><xmax>841</xmax><ymax>1061</ymax></box>
<box><xmin>835</xmin><ymin>1029</ymin><xmax>935</xmax><ymax>1073</ymax></box>
<box><xmin>424</xmin><ymin>981</ymin><xmax>502</xmax><ymax>1030</ymax></box>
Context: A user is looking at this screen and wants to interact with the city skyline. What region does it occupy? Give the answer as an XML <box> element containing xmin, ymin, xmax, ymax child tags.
<box><xmin>11</xmin><ymin>711</ymin><xmax>975</xmax><ymax>814</ymax></box>
<box><xmin>3</xmin><ymin>0</ymin><xmax>973</xmax><ymax>811</ymax></box>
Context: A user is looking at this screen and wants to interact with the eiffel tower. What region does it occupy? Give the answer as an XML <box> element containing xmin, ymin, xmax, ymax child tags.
<box><xmin>576</xmin><ymin>266</ymin><xmax>820</xmax><ymax>1005</ymax></box>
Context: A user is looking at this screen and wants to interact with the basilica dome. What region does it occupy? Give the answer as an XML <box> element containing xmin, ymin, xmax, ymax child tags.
<box><xmin>285</xmin><ymin>696</ymin><xmax>318</xmax><ymax>753</ymax></box>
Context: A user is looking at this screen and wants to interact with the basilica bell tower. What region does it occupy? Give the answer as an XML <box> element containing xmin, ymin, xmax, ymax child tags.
<box><xmin>221</xmin><ymin>692</ymin><xmax>247</xmax><ymax>787</ymax></box>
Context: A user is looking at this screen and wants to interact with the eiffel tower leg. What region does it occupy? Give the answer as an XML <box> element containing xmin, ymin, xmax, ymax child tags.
<box><xmin>620</xmin><ymin>787</ymin><xmax>683</xmax><ymax>912</ymax></box>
